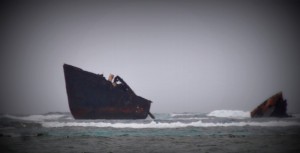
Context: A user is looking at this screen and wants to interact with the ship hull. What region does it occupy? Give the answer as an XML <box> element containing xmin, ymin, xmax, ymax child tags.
<box><xmin>63</xmin><ymin>64</ymin><xmax>152</xmax><ymax>119</ymax></box>
<box><xmin>251</xmin><ymin>92</ymin><xmax>289</xmax><ymax>118</ymax></box>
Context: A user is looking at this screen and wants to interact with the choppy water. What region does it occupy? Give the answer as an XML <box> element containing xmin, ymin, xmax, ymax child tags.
<box><xmin>1</xmin><ymin>110</ymin><xmax>300</xmax><ymax>153</ymax></box>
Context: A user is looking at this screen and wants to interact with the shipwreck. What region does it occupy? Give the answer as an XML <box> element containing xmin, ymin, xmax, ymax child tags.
<box><xmin>251</xmin><ymin>92</ymin><xmax>289</xmax><ymax>118</ymax></box>
<box><xmin>63</xmin><ymin>64</ymin><xmax>155</xmax><ymax>119</ymax></box>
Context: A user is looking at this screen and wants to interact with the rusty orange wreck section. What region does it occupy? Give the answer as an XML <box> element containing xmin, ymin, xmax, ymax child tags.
<box><xmin>251</xmin><ymin>92</ymin><xmax>289</xmax><ymax>118</ymax></box>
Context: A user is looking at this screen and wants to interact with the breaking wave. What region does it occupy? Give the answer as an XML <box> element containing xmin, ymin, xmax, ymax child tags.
<box><xmin>170</xmin><ymin>113</ymin><xmax>208</xmax><ymax>120</ymax></box>
<box><xmin>3</xmin><ymin>111</ymin><xmax>300</xmax><ymax>129</ymax></box>
<box><xmin>171</xmin><ymin>113</ymin><xmax>194</xmax><ymax>117</ymax></box>
<box><xmin>207</xmin><ymin>110</ymin><xmax>250</xmax><ymax>118</ymax></box>
<box><xmin>3</xmin><ymin>114</ymin><xmax>66</xmax><ymax>122</ymax></box>
<box><xmin>42</xmin><ymin>120</ymin><xmax>300</xmax><ymax>128</ymax></box>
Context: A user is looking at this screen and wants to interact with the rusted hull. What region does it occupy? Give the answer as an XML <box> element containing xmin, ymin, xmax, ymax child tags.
<box><xmin>63</xmin><ymin>64</ymin><xmax>152</xmax><ymax>119</ymax></box>
<box><xmin>251</xmin><ymin>92</ymin><xmax>289</xmax><ymax>118</ymax></box>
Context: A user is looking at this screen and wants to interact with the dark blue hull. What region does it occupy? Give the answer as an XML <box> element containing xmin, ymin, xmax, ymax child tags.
<box><xmin>63</xmin><ymin>64</ymin><xmax>153</xmax><ymax>119</ymax></box>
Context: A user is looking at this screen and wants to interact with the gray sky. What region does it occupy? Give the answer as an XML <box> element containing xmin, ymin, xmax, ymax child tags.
<box><xmin>1</xmin><ymin>0</ymin><xmax>300</xmax><ymax>114</ymax></box>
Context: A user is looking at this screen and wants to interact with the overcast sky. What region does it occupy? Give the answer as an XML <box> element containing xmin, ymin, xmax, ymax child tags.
<box><xmin>1</xmin><ymin>0</ymin><xmax>299</xmax><ymax>114</ymax></box>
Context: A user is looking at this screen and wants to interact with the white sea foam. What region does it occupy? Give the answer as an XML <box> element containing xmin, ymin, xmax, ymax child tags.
<box><xmin>4</xmin><ymin>112</ymin><xmax>300</xmax><ymax>129</ymax></box>
<box><xmin>175</xmin><ymin>117</ymin><xmax>210</xmax><ymax>120</ymax></box>
<box><xmin>171</xmin><ymin>113</ymin><xmax>194</xmax><ymax>117</ymax></box>
<box><xmin>207</xmin><ymin>110</ymin><xmax>250</xmax><ymax>118</ymax></box>
<box><xmin>42</xmin><ymin>120</ymin><xmax>300</xmax><ymax>128</ymax></box>
<box><xmin>170</xmin><ymin>113</ymin><xmax>207</xmax><ymax>120</ymax></box>
<box><xmin>4</xmin><ymin>114</ymin><xmax>65</xmax><ymax>122</ymax></box>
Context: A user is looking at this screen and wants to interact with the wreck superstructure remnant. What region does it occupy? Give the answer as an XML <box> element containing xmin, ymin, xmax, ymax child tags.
<box><xmin>63</xmin><ymin>64</ymin><xmax>154</xmax><ymax>119</ymax></box>
<box><xmin>251</xmin><ymin>92</ymin><xmax>289</xmax><ymax>118</ymax></box>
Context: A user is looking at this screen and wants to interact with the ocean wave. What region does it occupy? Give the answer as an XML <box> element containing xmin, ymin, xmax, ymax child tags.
<box><xmin>170</xmin><ymin>113</ymin><xmax>194</xmax><ymax>117</ymax></box>
<box><xmin>42</xmin><ymin>120</ymin><xmax>300</xmax><ymax>128</ymax></box>
<box><xmin>3</xmin><ymin>114</ymin><xmax>66</xmax><ymax>122</ymax></box>
<box><xmin>170</xmin><ymin>113</ymin><xmax>208</xmax><ymax>120</ymax></box>
<box><xmin>4</xmin><ymin>112</ymin><xmax>300</xmax><ymax>129</ymax></box>
<box><xmin>207</xmin><ymin>110</ymin><xmax>250</xmax><ymax>118</ymax></box>
<box><xmin>174</xmin><ymin>117</ymin><xmax>210</xmax><ymax>120</ymax></box>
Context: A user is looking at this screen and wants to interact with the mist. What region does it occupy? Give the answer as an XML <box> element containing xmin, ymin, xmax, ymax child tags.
<box><xmin>1</xmin><ymin>0</ymin><xmax>299</xmax><ymax>114</ymax></box>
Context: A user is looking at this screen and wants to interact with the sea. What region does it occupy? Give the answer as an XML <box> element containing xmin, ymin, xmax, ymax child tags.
<box><xmin>1</xmin><ymin>110</ymin><xmax>300</xmax><ymax>153</ymax></box>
